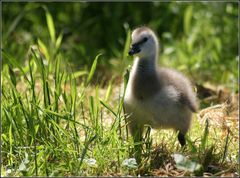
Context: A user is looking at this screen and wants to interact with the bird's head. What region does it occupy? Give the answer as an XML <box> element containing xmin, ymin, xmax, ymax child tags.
<box><xmin>128</xmin><ymin>27</ymin><xmax>159</xmax><ymax>58</ymax></box>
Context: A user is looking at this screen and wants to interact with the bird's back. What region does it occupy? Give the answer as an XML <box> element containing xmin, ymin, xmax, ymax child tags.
<box><xmin>157</xmin><ymin>67</ymin><xmax>198</xmax><ymax>112</ymax></box>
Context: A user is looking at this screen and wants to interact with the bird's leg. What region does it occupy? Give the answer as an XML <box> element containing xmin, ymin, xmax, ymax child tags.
<box><xmin>178</xmin><ymin>132</ymin><xmax>186</xmax><ymax>147</ymax></box>
<box><xmin>129</xmin><ymin>122</ymin><xmax>143</xmax><ymax>164</ymax></box>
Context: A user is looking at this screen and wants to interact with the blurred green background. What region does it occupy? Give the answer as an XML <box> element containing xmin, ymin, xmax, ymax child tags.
<box><xmin>2</xmin><ymin>2</ymin><xmax>238</xmax><ymax>90</ymax></box>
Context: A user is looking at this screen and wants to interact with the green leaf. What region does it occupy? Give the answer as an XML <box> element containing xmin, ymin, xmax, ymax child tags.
<box><xmin>104</xmin><ymin>77</ymin><xmax>114</xmax><ymax>102</ymax></box>
<box><xmin>9</xmin><ymin>124</ymin><xmax>13</xmax><ymax>165</ymax></box>
<box><xmin>123</xmin><ymin>68</ymin><xmax>130</xmax><ymax>89</ymax></box>
<box><xmin>2</xmin><ymin>50</ymin><xmax>31</xmax><ymax>85</ymax></box>
<box><xmin>214</xmin><ymin>38</ymin><xmax>222</xmax><ymax>53</ymax></box>
<box><xmin>71</xmin><ymin>70</ymin><xmax>88</xmax><ymax>79</ymax></box>
<box><xmin>87</xmin><ymin>53</ymin><xmax>102</xmax><ymax>84</ymax></box>
<box><xmin>44</xmin><ymin>7</ymin><xmax>56</xmax><ymax>43</ymax></box>
<box><xmin>44</xmin><ymin>109</ymin><xmax>70</xmax><ymax>120</ymax></box>
<box><xmin>100</xmin><ymin>99</ymin><xmax>117</xmax><ymax>117</ymax></box>
<box><xmin>186</xmin><ymin>136</ymin><xmax>197</xmax><ymax>154</ymax></box>
<box><xmin>201</xmin><ymin>119</ymin><xmax>209</xmax><ymax>151</ymax></box>
<box><xmin>123</xmin><ymin>29</ymin><xmax>131</xmax><ymax>60</ymax></box>
<box><xmin>203</xmin><ymin>146</ymin><xmax>214</xmax><ymax>170</ymax></box>
<box><xmin>184</xmin><ymin>5</ymin><xmax>193</xmax><ymax>34</ymax></box>
<box><xmin>8</xmin><ymin>66</ymin><xmax>17</xmax><ymax>87</ymax></box>
<box><xmin>37</xmin><ymin>39</ymin><xmax>50</xmax><ymax>60</ymax></box>
<box><xmin>55</xmin><ymin>33</ymin><xmax>63</xmax><ymax>51</ymax></box>
<box><xmin>5</xmin><ymin>10</ymin><xmax>25</xmax><ymax>40</ymax></box>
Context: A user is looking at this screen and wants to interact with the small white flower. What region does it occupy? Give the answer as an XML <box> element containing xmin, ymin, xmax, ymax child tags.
<box><xmin>77</xmin><ymin>157</ymin><xmax>97</xmax><ymax>168</ymax></box>
<box><xmin>18</xmin><ymin>162</ymin><xmax>27</xmax><ymax>171</ymax></box>
<box><xmin>122</xmin><ymin>158</ymin><xmax>138</xmax><ymax>169</ymax></box>
<box><xmin>85</xmin><ymin>158</ymin><xmax>97</xmax><ymax>167</ymax></box>
<box><xmin>6</xmin><ymin>168</ymin><xmax>12</xmax><ymax>175</ymax></box>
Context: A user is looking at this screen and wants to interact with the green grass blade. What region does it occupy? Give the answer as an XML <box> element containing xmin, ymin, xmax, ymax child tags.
<box><xmin>3</xmin><ymin>107</ymin><xmax>25</xmax><ymax>144</ymax></box>
<box><xmin>2</xmin><ymin>50</ymin><xmax>31</xmax><ymax>85</ymax></box>
<box><xmin>221</xmin><ymin>128</ymin><xmax>230</xmax><ymax>165</ymax></box>
<box><xmin>8</xmin><ymin>124</ymin><xmax>13</xmax><ymax>165</ymax></box>
<box><xmin>200</xmin><ymin>119</ymin><xmax>209</xmax><ymax>152</ymax></box>
<box><xmin>184</xmin><ymin>5</ymin><xmax>193</xmax><ymax>35</ymax></box>
<box><xmin>8</xmin><ymin>66</ymin><xmax>17</xmax><ymax>87</ymax></box>
<box><xmin>55</xmin><ymin>32</ymin><xmax>63</xmax><ymax>51</ymax></box>
<box><xmin>104</xmin><ymin>77</ymin><xmax>114</xmax><ymax>102</ymax></box>
<box><xmin>4</xmin><ymin>10</ymin><xmax>25</xmax><ymax>40</ymax></box>
<box><xmin>44</xmin><ymin>6</ymin><xmax>56</xmax><ymax>44</ymax></box>
<box><xmin>100</xmin><ymin>99</ymin><xmax>117</xmax><ymax>117</ymax></box>
<box><xmin>186</xmin><ymin>136</ymin><xmax>197</xmax><ymax>153</ymax></box>
<box><xmin>38</xmin><ymin>39</ymin><xmax>50</xmax><ymax>60</ymax></box>
<box><xmin>87</xmin><ymin>53</ymin><xmax>102</xmax><ymax>84</ymax></box>
<box><xmin>78</xmin><ymin>135</ymin><xmax>97</xmax><ymax>170</ymax></box>
<box><xmin>123</xmin><ymin>29</ymin><xmax>131</xmax><ymax>60</ymax></box>
<box><xmin>70</xmin><ymin>70</ymin><xmax>88</xmax><ymax>80</ymax></box>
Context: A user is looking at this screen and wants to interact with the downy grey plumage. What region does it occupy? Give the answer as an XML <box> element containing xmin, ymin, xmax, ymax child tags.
<box><xmin>124</xmin><ymin>27</ymin><xmax>198</xmax><ymax>150</ymax></box>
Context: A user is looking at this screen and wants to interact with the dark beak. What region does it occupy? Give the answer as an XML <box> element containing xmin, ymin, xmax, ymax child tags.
<box><xmin>128</xmin><ymin>44</ymin><xmax>141</xmax><ymax>56</ymax></box>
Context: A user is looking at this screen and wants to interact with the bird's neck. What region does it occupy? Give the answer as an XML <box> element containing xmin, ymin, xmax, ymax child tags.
<box><xmin>130</xmin><ymin>54</ymin><xmax>160</xmax><ymax>100</ymax></box>
<box><xmin>134</xmin><ymin>54</ymin><xmax>158</xmax><ymax>74</ymax></box>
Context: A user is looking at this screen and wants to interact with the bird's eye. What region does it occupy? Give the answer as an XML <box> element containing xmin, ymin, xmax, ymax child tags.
<box><xmin>143</xmin><ymin>37</ymin><xmax>148</xmax><ymax>42</ymax></box>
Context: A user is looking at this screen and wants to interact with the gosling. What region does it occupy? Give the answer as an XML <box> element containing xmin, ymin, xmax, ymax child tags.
<box><xmin>124</xmin><ymin>27</ymin><xmax>198</xmax><ymax>149</ymax></box>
